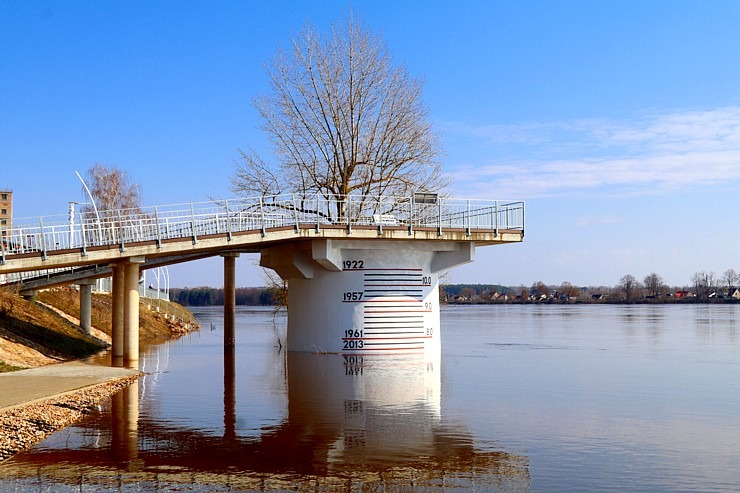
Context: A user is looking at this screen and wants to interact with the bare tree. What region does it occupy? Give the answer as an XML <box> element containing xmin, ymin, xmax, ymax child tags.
<box><xmin>517</xmin><ymin>285</ymin><xmax>529</xmax><ymax>299</ymax></box>
<box><xmin>437</xmin><ymin>271</ymin><xmax>453</xmax><ymax>303</ymax></box>
<box><xmin>723</xmin><ymin>268</ymin><xmax>738</xmax><ymax>294</ymax></box>
<box><xmin>531</xmin><ymin>281</ymin><xmax>549</xmax><ymax>299</ymax></box>
<box><xmin>617</xmin><ymin>274</ymin><xmax>641</xmax><ymax>301</ymax></box>
<box><xmin>692</xmin><ymin>271</ymin><xmax>716</xmax><ymax>300</ymax></box>
<box><xmin>232</xmin><ymin>13</ymin><xmax>446</xmax><ymax>208</ymax></box>
<box><xmin>560</xmin><ymin>282</ymin><xmax>581</xmax><ymax>300</ymax></box>
<box><xmin>261</xmin><ymin>267</ymin><xmax>288</xmax><ymax>311</ymax></box>
<box><xmin>643</xmin><ymin>272</ymin><xmax>665</xmax><ymax>299</ymax></box>
<box><xmin>459</xmin><ymin>287</ymin><xmax>475</xmax><ymax>302</ymax></box>
<box><xmin>84</xmin><ymin>164</ymin><xmax>142</xmax><ymax>215</ymax></box>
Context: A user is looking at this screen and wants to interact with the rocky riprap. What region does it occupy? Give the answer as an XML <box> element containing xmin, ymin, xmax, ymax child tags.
<box><xmin>0</xmin><ymin>375</ymin><xmax>139</xmax><ymax>462</ymax></box>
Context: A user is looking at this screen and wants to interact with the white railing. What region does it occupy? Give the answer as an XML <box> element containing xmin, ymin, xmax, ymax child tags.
<box><xmin>0</xmin><ymin>265</ymin><xmax>101</xmax><ymax>286</ymax></box>
<box><xmin>141</xmin><ymin>296</ymin><xmax>197</xmax><ymax>329</ymax></box>
<box><xmin>0</xmin><ymin>194</ymin><xmax>524</xmax><ymax>263</ymax></box>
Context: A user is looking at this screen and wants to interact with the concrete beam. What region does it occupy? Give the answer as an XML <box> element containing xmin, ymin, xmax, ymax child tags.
<box><xmin>259</xmin><ymin>243</ymin><xmax>314</xmax><ymax>280</ymax></box>
<box><xmin>431</xmin><ymin>242</ymin><xmax>475</xmax><ymax>273</ymax></box>
<box><xmin>312</xmin><ymin>239</ymin><xmax>343</xmax><ymax>271</ymax></box>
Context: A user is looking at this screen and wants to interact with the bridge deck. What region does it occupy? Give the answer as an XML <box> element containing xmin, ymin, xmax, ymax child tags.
<box><xmin>0</xmin><ymin>195</ymin><xmax>524</xmax><ymax>282</ymax></box>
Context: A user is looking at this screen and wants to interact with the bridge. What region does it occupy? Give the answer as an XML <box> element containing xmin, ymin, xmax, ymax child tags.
<box><xmin>0</xmin><ymin>194</ymin><xmax>524</xmax><ymax>363</ymax></box>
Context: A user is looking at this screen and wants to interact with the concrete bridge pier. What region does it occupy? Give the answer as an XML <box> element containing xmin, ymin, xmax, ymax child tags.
<box><xmin>222</xmin><ymin>253</ymin><xmax>239</xmax><ymax>442</ymax></box>
<box><xmin>109</xmin><ymin>257</ymin><xmax>144</xmax><ymax>366</ymax></box>
<box><xmin>222</xmin><ymin>253</ymin><xmax>239</xmax><ymax>351</ymax></box>
<box><xmin>260</xmin><ymin>239</ymin><xmax>475</xmax><ymax>353</ymax></box>
<box><xmin>111</xmin><ymin>263</ymin><xmax>125</xmax><ymax>361</ymax></box>
<box><xmin>123</xmin><ymin>258</ymin><xmax>144</xmax><ymax>365</ymax></box>
<box><xmin>77</xmin><ymin>279</ymin><xmax>96</xmax><ymax>335</ymax></box>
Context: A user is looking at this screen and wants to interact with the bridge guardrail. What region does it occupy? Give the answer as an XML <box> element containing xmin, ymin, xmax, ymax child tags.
<box><xmin>141</xmin><ymin>296</ymin><xmax>198</xmax><ymax>329</ymax></box>
<box><xmin>0</xmin><ymin>194</ymin><xmax>524</xmax><ymax>264</ymax></box>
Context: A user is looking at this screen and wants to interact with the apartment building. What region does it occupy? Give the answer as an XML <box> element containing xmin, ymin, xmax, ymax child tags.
<box><xmin>0</xmin><ymin>190</ymin><xmax>12</xmax><ymax>234</ymax></box>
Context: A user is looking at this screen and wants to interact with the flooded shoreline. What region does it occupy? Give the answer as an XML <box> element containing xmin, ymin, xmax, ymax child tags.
<box><xmin>0</xmin><ymin>374</ymin><xmax>139</xmax><ymax>462</ymax></box>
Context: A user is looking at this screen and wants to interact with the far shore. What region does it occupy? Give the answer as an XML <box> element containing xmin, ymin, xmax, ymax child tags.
<box><xmin>444</xmin><ymin>298</ymin><xmax>740</xmax><ymax>306</ymax></box>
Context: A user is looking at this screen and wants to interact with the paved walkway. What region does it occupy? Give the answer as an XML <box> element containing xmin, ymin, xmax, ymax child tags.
<box><xmin>0</xmin><ymin>361</ymin><xmax>140</xmax><ymax>413</ymax></box>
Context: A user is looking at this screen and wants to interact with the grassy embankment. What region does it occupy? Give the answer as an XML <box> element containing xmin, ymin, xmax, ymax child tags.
<box><xmin>0</xmin><ymin>286</ymin><xmax>196</xmax><ymax>372</ymax></box>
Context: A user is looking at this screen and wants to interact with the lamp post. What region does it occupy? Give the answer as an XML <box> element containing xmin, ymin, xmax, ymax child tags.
<box><xmin>68</xmin><ymin>201</ymin><xmax>92</xmax><ymax>248</ymax></box>
<box><xmin>75</xmin><ymin>171</ymin><xmax>103</xmax><ymax>244</ymax></box>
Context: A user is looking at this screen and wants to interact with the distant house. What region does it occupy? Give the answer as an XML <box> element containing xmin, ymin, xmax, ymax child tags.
<box><xmin>591</xmin><ymin>293</ymin><xmax>607</xmax><ymax>301</ymax></box>
<box><xmin>675</xmin><ymin>290</ymin><xmax>693</xmax><ymax>299</ymax></box>
<box><xmin>731</xmin><ymin>289</ymin><xmax>740</xmax><ymax>300</ymax></box>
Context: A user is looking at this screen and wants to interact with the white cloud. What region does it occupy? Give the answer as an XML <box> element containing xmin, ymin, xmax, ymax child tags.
<box><xmin>443</xmin><ymin>106</ymin><xmax>740</xmax><ymax>198</ymax></box>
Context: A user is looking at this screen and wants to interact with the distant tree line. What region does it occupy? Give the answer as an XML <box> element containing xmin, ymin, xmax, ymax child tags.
<box><xmin>613</xmin><ymin>269</ymin><xmax>740</xmax><ymax>302</ymax></box>
<box><xmin>170</xmin><ymin>287</ymin><xmax>284</xmax><ymax>306</ymax></box>
<box><xmin>173</xmin><ymin>266</ymin><xmax>740</xmax><ymax>307</ymax></box>
<box><xmin>442</xmin><ymin>267</ymin><xmax>740</xmax><ymax>304</ymax></box>
<box><xmin>442</xmin><ymin>284</ymin><xmax>509</xmax><ymax>299</ymax></box>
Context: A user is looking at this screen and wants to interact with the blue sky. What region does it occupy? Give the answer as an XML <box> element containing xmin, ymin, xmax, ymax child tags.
<box><xmin>3</xmin><ymin>1</ymin><xmax>740</xmax><ymax>289</ymax></box>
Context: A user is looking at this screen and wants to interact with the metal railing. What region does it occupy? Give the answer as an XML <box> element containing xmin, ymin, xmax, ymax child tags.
<box><xmin>0</xmin><ymin>194</ymin><xmax>524</xmax><ymax>264</ymax></box>
<box><xmin>141</xmin><ymin>296</ymin><xmax>198</xmax><ymax>329</ymax></box>
<box><xmin>0</xmin><ymin>265</ymin><xmax>102</xmax><ymax>286</ymax></box>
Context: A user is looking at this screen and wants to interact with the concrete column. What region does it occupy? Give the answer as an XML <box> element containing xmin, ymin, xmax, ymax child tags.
<box><xmin>111</xmin><ymin>263</ymin><xmax>125</xmax><ymax>360</ymax></box>
<box><xmin>123</xmin><ymin>258</ymin><xmax>144</xmax><ymax>364</ymax></box>
<box><xmin>78</xmin><ymin>280</ymin><xmax>95</xmax><ymax>335</ymax></box>
<box><xmin>20</xmin><ymin>289</ymin><xmax>38</xmax><ymax>301</ymax></box>
<box><xmin>222</xmin><ymin>253</ymin><xmax>239</xmax><ymax>350</ymax></box>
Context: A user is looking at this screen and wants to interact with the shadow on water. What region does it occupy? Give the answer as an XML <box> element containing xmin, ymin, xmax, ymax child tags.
<box><xmin>0</xmin><ymin>340</ymin><xmax>529</xmax><ymax>491</ymax></box>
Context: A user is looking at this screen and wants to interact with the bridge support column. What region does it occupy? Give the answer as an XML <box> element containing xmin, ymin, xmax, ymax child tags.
<box><xmin>20</xmin><ymin>289</ymin><xmax>38</xmax><ymax>301</ymax></box>
<box><xmin>77</xmin><ymin>279</ymin><xmax>96</xmax><ymax>335</ymax></box>
<box><xmin>111</xmin><ymin>263</ymin><xmax>125</xmax><ymax>360</ymax></box>
<box><xmin>123</xmin><ymin>257</ymin><xmax>144</xmax><ymax>365</ymax></box>
<box><xmin>260</xmin><ymin>239</ymin><xmax>474</xmax><ymax>353</ymax></box>
<box><xmin>222</xmin><ymin>253</ymin><xmax>239</xmax><ymax>350</ymax></box>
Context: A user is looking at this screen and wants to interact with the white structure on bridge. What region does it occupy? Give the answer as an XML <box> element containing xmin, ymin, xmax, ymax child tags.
<box><xmin>0</xmin><ymin>194</ymin><xmax>524</xmax><ymax>362</ymax></box>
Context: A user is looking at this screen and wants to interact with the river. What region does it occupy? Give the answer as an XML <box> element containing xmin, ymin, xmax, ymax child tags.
<box><xmin>1</xmin><ymin>304</ymin><xmax>739</xmax><ymax>492</ymax></box>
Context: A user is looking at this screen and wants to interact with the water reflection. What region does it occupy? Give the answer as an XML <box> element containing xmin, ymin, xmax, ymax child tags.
<box><xmin>110</xmin><ymin>380</ymin><xmax>141</xmax><ymax>470</ymax></box>
<box><xmin>1</xmin><ymin>350</ymin><xmax>528</xmax><ymax>491</ymax></box>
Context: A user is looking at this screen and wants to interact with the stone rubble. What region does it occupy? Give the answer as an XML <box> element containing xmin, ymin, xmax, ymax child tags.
<box><xmin>0</xmin><ymin>375</ymin><xmax>139</xmax><ymax>462</ymax></box>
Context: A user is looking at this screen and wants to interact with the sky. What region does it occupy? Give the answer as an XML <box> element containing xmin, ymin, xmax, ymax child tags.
<box><xmin>3</xmin><ymin>0</ymin><xmax>740</xmax><ymax>289</ymax></box>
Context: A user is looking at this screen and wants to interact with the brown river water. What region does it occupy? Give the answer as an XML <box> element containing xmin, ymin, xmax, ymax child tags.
<box><xmin>1</xmin><ymin>304</ymin><xmax>739</xmax><ymax>492</ymax></box>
